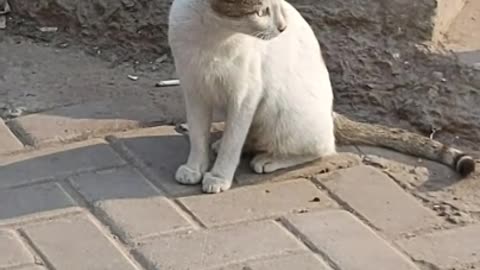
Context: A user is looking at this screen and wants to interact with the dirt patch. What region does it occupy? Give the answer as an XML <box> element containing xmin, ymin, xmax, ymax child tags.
<box><xmin>6</xmin><ymin>0</ymin><xmax>172</xmax><ymax>63</ymax></box>
<box><xmin>3</xmin><ymin>0</ymin><xmax>480</xmax><ymax>152</ymax></box>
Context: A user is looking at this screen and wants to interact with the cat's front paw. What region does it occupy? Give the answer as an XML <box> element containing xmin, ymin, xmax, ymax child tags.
<box><xmin>202</xmin><ymin>172</ymin><xmax>232</xmax><ymax>193</ymax></box>
<box><xmin>175</xmin><ymin>164</ymin><xmax>203</xmax><ymax>185</ymax></box>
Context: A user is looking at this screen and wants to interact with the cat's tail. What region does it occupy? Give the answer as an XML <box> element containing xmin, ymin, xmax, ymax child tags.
<box><xmin>333</xmin><ymin>112</ymin><xmax>476</xmax><ymax>177</ymax></box>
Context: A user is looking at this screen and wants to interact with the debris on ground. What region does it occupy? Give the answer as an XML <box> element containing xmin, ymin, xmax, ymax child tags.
<box><xmin>0</xmin><ymin>104</ymin><xmax>27</xmax><ymax>119</ymax></box>
<box><xmin>155</xmin><ymin>79</ymin><xmax>180</xmax><ymax>87</ymax></box>
<box><xmin>38</xmin><ymin>26</ymin><xmax>58</xmax><ymax>33</ymax></box>
<box><xmin>0</xmin><ymin>0</ymin><xmax>10</xmax><ymax>30</ymax></box>
<box><xmin>155</xmin><ymin>54</ymin><xmax>169</xmax><ymax>64</ymax></box>
<box><xmin>127</xmin><ymin>75</ymin><xmax>139</xmax><ymax>81</ymax></box>
<box><xmin>0</xmin><ymin>15</ymin><xmax>5</xmax><ymax>30</ymax></box>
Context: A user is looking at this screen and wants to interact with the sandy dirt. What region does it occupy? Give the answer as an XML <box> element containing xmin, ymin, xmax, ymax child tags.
<box><xmin>1</xmin><ymin>0</ymin><xmax>480</xmax><ymax>153</ymax></box>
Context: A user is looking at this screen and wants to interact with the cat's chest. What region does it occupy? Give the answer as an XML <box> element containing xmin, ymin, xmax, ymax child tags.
<box><xmin>188</xmin><ymin>50</ymin><xmax>248</xmax><ymax>84</ymax></box>
<box><xmin>183</xmin><ymin>50</ymin><xmax>258</xmax><ymax>104</ymax></box>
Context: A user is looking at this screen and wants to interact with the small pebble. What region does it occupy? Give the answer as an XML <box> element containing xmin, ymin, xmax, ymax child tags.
<box><xmin>177</xmin><ymin>123</ymin><xmax>189</xmax><ymax>132</ymax></box>
<box><xmin>121</xmin><ymin>0</ymin><xmax>135</xmax><ymax>8</ymax></box>
<box><xmin>1</xmin><ymin>106</ymin><xmax>26</xmax><ymax>118</ymax></box>
<box><xmin>296</xmin><ymin>209</ymin><xmax>309</xmax><ymax>214</ymax></box>
<box><xmin>155</xmin><ymin>54</ymin><xmax>169</xmax><ymax>64</ymax></box>
<box><xmin>447</xmin><ymin>216</ymin><xmax>461</xmax><ymax>224</ymax></box>
<box><xmin>58</xmin><ymin>42</ymin><xmax>70</xmax><ymax>48</ymax></box>
<box><xmin>0</xmin><ymin>15</ymin><xmax>6</xmax><ymax>30</ymax></box>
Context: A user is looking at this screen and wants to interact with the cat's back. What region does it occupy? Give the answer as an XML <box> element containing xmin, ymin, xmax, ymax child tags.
<box><xmin>261</xmin><ymin>2</ymin><xmax>329</xmax><ymax>94</ymax></box>
<box><xmin>265</xmin><ymin>2</ymin><xmax>321</xmax><ymax>62</ymax></box>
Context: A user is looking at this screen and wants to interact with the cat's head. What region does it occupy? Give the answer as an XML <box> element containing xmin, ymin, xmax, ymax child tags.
<box><xmin>209</xmin><ymin>0</ymin><xmax>288</xmax><ymax>40</ymax></box>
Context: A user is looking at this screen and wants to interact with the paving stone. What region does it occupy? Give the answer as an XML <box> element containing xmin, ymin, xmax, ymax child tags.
<box><xmin>23</xmin><ymin>215</ymin><xmax>138</xmax><ymax>270</ymax></box>
<box><xmin>71</xmin><ymin>167</ymin><xmax>193</xmax><ymax>240</ymax></box>
<box><xmin>235</xmin><ymin>152</ymin><xmax>362</xmax><ymax>186</ymax></box>
<box><xmin>110</xmin><ymin>126</ymin><xmax>197</xmax><ymax>195</ymax></box>
<box><xmin>443</xmin><ymin>0</ymin><xmax>480</xmax><ymax>66</ymax></box>
<box><xmin>180</xmin><ymin>179</ymin><xmax>336</xmax><ymax>227</ymax></box>
<box><xmin>286</xmin><ymin>210</ymin><xmax>419</xmax><ymax>270</ymax></box>
<box><xmin>0</xmin><ymin>182</ymin><xmax>78</xmax><ymax>225</ymax></box>
<box><xmin>213</xmin><ymin>253</ymin><xmax>332</xmax><ymax>270</ymax></box>
<box><xmin>135</xmin><ymin>220</ymin><xmax>305</xmax><ymax>270</ymax></box>
<box><xmin>16</xmin><ymin>266</ymin><xmax>48</xmax><ymax>270</ymax></box>
<box><xmin>397</xmin><ymin>224</ymin><xmax>480</xmax><ymax>269</ymax></box>
<box><xmin>432</xmin><ymin>0</ymin><xmax>467</xmax><ymax>41</ymax></box>
<box><xmin>113</xmin><ymin>125</ymin><xmax>363</xmax><ymax>195</ymax></box>
<box><xmin>0</xmin><ymin>139</ymin><xmax>125</xmax><ymax>189</ymax></box>
<box><xmin>357</xmin><ymin>146</ymin><xmax>480</xmax><ymax>214</ymax></box>
<box><xmin>0</xmin><ymin>230</ymin><xmax>34</xmax><ymax>268</ymax></box>
<box><xmin>357</xmin><ymin>146</ymin><xmax>461</xmax><ymax>187</ymax></box>
<box><xmin>9</xmin><ymin>96</ymin><xmax>184</xmax><ymax>147</ymax></box>
<box><xmin>318</xmin><ymin>166</ymin><xmax>439</xmax><ymax>236</ymax></box>
<box><xmin>0</xmin><ymin>119</ymin><xmax>23</xmax><ymax>154</ymax></box>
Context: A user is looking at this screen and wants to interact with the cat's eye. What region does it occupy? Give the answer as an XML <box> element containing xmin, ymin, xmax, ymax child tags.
<box><xmin>257</xmin><ymin>7</ymin><xmax>270</xmax><ymax>17</ymax></box>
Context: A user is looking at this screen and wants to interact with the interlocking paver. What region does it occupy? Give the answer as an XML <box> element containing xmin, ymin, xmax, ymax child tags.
<box><xmin>112</xmin><ymin>126</ymin><xmax>363</xmax><ymax>195</ymax></box>
<box><xmin>71</xmin><ymin>167</ymin><xmax>193</xmax><ymax>240</ymax></box>
<box><xmin>23</xmin><ymin>215</ymin><xmax>138</xmax><ymax>270</ymax></box>
<box><xmin>180</xmin><ymin>179</ymin><xmax>336</xmax><ymax>227</ymax></box>
<box><xmin>0</xmin><ymin>182</ymin><xmax>77</xmax><ymax>225</ymax></box>
<box><xmin>0</xmin><ymin>230</ymin><xmax>34</xmax><ymax>268</ymax></box>
<box><xmin>0</xmin><ymin>119</ymin><xmax>23</xmax><ymax>154</ymax></box>
<box><xmin>397</xmin><ymin>224</ymin><xmax>480</xmax><ymax>269</ymax></box>
<box><xmin>317</xmin><ymin>166</ymin><xmax>439</xmax><ymax>236</ymax></box>
<box><xmin>9</xmin><ymin>96</ymin><xmax>184</xmax><ymax>147</ymax></box>
<box><xmin>135</xmin><ymin>220</ymin><xmax>305</xmax><ymax>270</ymax></box>
<box><xmin>286</xmin><ymin>210</ymin><xmax>419</xmax><ymax>270</ymax></box>
<box><xmin>1</xmin><ymin>119</ymin><xmax>475</xmax><ymax>270</ymax></box>
<box><xmin>358</xmin><ymin>146</ymin><xmax>462</xmax><ymax>185</ymax></box>
<box><xmin>235</xmin><ymin>152</ymin><xmax>362</xmax><ymax>185</ymax></box>
<box><xmin>0</xmin><ymin>139</ymin><xmax>125</xmax><ymax>189</ymax></box>
<box><xmin>110</xmin><ymin>126</ymin><xmax>196</xmax><ymax>195</ymax></box>
<box><xmin>212</xmin><ymin>253</ymin><xmax>332</xmax><ymax>270</ymax></box>
<box><xmin>16</xmin><ymin>266</ymin><xmax>48</xmax><ymax>270</ymax></box>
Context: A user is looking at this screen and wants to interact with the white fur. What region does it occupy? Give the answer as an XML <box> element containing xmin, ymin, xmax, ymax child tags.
<box><xmin>168</xmin><ymin>0</ymin><xmax>336</xmax><ymax>193</ymax></box>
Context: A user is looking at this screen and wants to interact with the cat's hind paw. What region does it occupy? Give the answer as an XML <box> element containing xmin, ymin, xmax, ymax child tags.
<box><xmin>250</xmin><ymin>153</ymin><xmax>281</xmax><ymax>174</ymax></box>
<box><xmin>250</xmin><ymin>153</ymin><xmax>318</xmax><ymax>174</ymax></box>
<box><xmin>175</xmin><ymin>164</ymin><xmax>203</xmax><ymax>185</ymax></box>
<box><xmin>202</xmin><ymin>172</ymin><xmax>232</xmax><ymax>193</ymax></box>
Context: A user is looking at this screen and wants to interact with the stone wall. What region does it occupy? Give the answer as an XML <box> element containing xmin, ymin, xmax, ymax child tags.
<box><xmin>7</xmin><ymin>0</ymin><xmax>440</xmax><ymax>55</ymax></box>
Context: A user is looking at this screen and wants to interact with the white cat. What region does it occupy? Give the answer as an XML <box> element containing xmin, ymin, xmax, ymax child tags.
<box><xmin>168</xmin><ymin>0</ymin><xmax>475</xmax><ymax>193</ymax></box>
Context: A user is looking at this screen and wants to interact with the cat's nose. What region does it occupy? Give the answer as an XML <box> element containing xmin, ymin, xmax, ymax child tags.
<box><xmin>278</xmin><ymin>24</ymin><xmax>287</xmax><ymax>32</ymax></box>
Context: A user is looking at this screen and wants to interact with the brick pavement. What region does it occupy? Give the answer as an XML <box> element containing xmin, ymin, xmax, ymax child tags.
<box><xmin>0</xmin><ymin>123</ymin><xmax>479</xmax><ymax>270</ymax></box>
